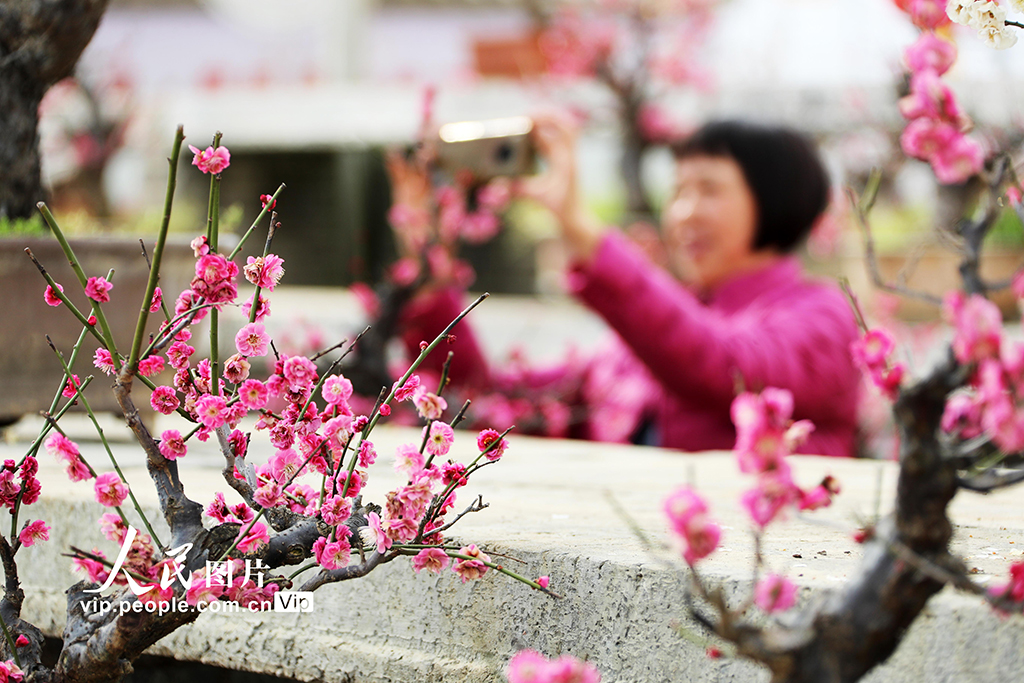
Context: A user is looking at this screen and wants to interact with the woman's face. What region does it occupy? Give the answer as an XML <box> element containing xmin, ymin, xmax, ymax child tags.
<box><xmin>663</xmin><ymin>154</ymin><xmax>764</xmax><ymax>290</ymax></box>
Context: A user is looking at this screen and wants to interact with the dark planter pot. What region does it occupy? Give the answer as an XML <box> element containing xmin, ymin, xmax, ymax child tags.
<box><xmin>0</xmin><ymin>237</ymin><xmax>195</xmax><ymax>423</ymax></box>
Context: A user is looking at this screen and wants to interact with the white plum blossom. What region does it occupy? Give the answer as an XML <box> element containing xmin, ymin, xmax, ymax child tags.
<box><xmin>948</xmin><ymin>0</ymin><xmax>1019</xmax><ymax>49</ymax></box>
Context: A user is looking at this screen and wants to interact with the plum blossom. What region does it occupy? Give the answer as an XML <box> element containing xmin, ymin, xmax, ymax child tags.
<box><xmin>44</xmin><ymin>283</ymin><xmax>64</xmax><ymax>306</ymax></box>
<box><xmin>452</xmin><ymin>544</ymin><xmax>490</xmax><ymax>582</ymax></box>
<box><xmin>413</xmin><ymin>390</ymin><xmax>447</xmax><ymax>420</ymax></box>
<box><xmin>945</xmin><ymin>291</ymin><xmax>1002</xmax><ymax>364</ymax></box>
<box><xmin>755</xmin><ymin>574</ymin><xmax>798</xmax><ymax>613</ymax></box>
<box><xmin>235</xmin><ymin>521</ymin><xmax>269</xmax><ymax>554</ymax></box>
<box><xmin>477</xmin><ymin>428</ymin><xmax>508</xmax><ymax>461</ymax></box>
<box><xmin>166</xmin><ymin>341</ymin><xmax>195</xmax><ymax>370</ymax></box>
<box><xmin>904</xmin><ymin>31</ymin><xmax>957</xmax><ymax>75</ymax></box>
<box><xmin>359</xmin><ymin>512</ymin><xmax>392</xmax><ymax>554</ymax></box>
<box><xmin>243</xmin><ymin>254</ymin><xmax>285</xmax><ymax>291</ymax></box>
<box><xmin>282</xmin><ymin>355</ymin><xmax>318</xmax><ymax>390</ymax></box>
<box><xmin>138</xmin><ymin>356</ymin><xmax>165</xmax><ymax>377</ymax></box>
<box><xmin>94</xmin><ymin>472</ymin><xmax>129</xmax><ymax>507</ymax></box>
<box><xmin>425</xmin><ymin>421</ymin><xmax>455</xmax><ymax>457</ymax></box>
<box><xmin>312</xmin><ymin>534</ymin><xmax>352</xmax><ymax>570</ymax></box>
<box><xmin>159</xmin><ymin>430</ymin><xmax>187</xmax><ymax>460</ymax></box>
<box><xmin>85</xmin><ymin>276</ymin><xmax>113</xmax><ymax>303</ymax></box>
<box><xmin>191</xmin><ymin>253</ymin><xmax>238</xmax><ymax>306</ymax></box>
<box><xmin>188</xmin><ymin>144</ymin><xmax>231</xmax><ymax>174</ymax></box>
<box><xmin>506</xmin><ymin>651</ymin><xmax>601</xmax><ymax>683</ymax></box>
<box><xmin>322</xmin><ymin>375</ymin><xmax>354</xmax><ymax>406</ymax></box>
<box><xmin>238</xmin><ymin>379</ymin><xmax>270</xmax><ymax>410</ymax></box>
<box><xmin>393</xmin><ymin>374</ymin><xmax>421</xmax><ymax>402</ymax></box>
<box><xmin>94</xmin><ymin>350</ymin><xmax>116</xmax><ymax>376</ymax></box>
<box><xmin>320</xmin><ymin>495</ymin><xmax>352</xmax><ymax>526</ymax></box>
<box><xmin>394</xmin><ymin>443</ymin><xmax>425</xmax><ymax>478</ymax></box>
<box><xmin>664</xmin><ymin>487</ymin><xmax>721</xmax><ymax>565</ymax></box>
<box><xmin>195</xmin><ymin>394</ymin><xmax>228</xmax><ymax>429</ymax></box>
<box><xmin>411</xmin><ymin>547</ymin><xmax>450</xmax><ymax>574</ymax></box>
<box><xmin>18</xmin><ymin>520</ymin><xmax>49</xmax><ymax>547</ymax></box>
<box><xmin>150</xmin><ymin>386</ymin><xmax>180</xmax><ymax>414</ymax></box>
<box><xmin>235</xmin><ymin>323</ymin><xmax>269</xmax><ymax>357</ymax></box>
<box><xmin>62</xmin><ymin>375</ymin><xmax>81</xmax><ymax>399</ymax></box>
<box><xmin>223</xmin><ymin>353</ymin><xmax>251</xmax><ymax>384</ymax></box>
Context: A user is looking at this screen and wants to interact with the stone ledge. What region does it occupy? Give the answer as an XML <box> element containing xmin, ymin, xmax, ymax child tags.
<box><xmin>3</xmin><ymin>421</ymin><xmax>1023</xmax><ymax>682</ymax></box>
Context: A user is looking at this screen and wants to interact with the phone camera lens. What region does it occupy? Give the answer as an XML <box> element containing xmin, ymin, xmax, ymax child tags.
<box><xmin>495</xmin><ymin>142</ymin><xmax>514</xmax><ymax>164</ymax></box>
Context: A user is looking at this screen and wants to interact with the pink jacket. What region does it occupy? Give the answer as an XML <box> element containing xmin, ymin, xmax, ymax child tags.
<box><xmin>401</xmin><ymin>231</ymin><xmax>861</xmax><ymax>457</ymax></box>
<box><xmin>568</xmin><ymin>232</ymin><xmax>860</xmax><ymax>457</ymax></box>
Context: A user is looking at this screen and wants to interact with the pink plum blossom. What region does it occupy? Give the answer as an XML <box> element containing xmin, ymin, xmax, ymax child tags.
<box><xmin>92</xmin><ymin>350</ymin><xmax>114</xmax><ymax>376</ymax></box>
<box><xmin>322</xmin><ymin>375</ymin><xmax>354</xmax><ymax>405</ymax></box>
<box><xmin>43</xmin><ymin>283</ymin><xmax>64</xmax><ymax>306</ymax></box>
<box><xmin>393</xmin><ymin>374</ymin><xmax>421</xmax><ymax>402</ymax></box>
<box><xmin>189</xmin><ymin>144</ymin><xmax>231</xmax><ymax>174</ymax></box>
<box><xmin>413</xmin><ymin>390</ymin><xmax>447</xmax><ymax>421</ymax></box>
<box><xmin>412</xmin><ymin>548</ymin><xmax>450</xmax><ymax>574</ymax></box>
<box><xmin>235</xmin><ymin>323</ymin><xmax>269</xmax><ymax>357</ymax></box>
<box><xmin>166</xmin><ymin>341</ymin><xmax>195</xmax><ymax>370</ymax></box>
<box><xmin>930</xmin><ymin>134</ymin><xmax>984</xmax><ymax>185</ymax></box>
<box><xmin>18</xmin><ymin>520</ymin><xmax>49</xmax><ymax>547</ymax></box>
<box><xmin>507</xmin><ymin>650</ymin><xmax>601</xmax><ymax>683</ymax></box>
<box><xmin>755</xmin><ymin>574</ymin><xmax>798</xmax><ymax>613</ymax></box>
<box><xmin>425</xmin><ymin>421</ymin><xmax>454</xmax><ymax>457</ymax></box>
<box><xmin>149</xmin><ymin>287</ymin><xmax>162</xmax><ymax>312</ymax></box>
<box><xmin>477</xmin><ymin>428</ymin><xmax>508</xmax><ymax>461</ymax></box>
<box><xmin>904</xmin><ymin>31</ymin><xmax>957</xmax><ymax>75</ymax></box>
<box><xmin>945</xmin><ymin>291</ymin><xmax>1002</xmax><ymax>364</ymax></box>
<box><xmin>282</xmin><ymin>355</ymin><xmax>317</xmax><ymax>390</ymax></box>
<box><xmin>664</xmin><ymin>487</ymin><xmax>721</xmax><ymax>565</ymax></box>
<box><xmin>62</xmin><ymin>375</ymin><xmax>81</xmax><ymax>399</ymax></box>
<box><xmin>94</xmin><ymin>472</ymin><xmax>129</xmax><ymax>507</ymax></box>
<box><xmin>235</xmin><ymin>521</ymin><xmax>269</xmax><ymax>554</ymax></box>
<box><xmin>394</xmin><ymin>443</ymin><xmax>425</xmax><ymax>478</ymax></box>
<box><xmin>238</xmin><ymin>379</ymin><xmax>270</xmax><ymax>410</ymax></box>
<box><xmin>360</xmin><ymin>512</ymin><xmax>392</xmax><ymax>554</ymax></box>
<box><xmin>84</xmin><ymin>276</ymin><xmax>113</xmax><ymax>303</ymax></box>
<box><xmin>312</xmin><ymin>535</ymin><xmax>352</xmax><ymax>570</ymax></box>
<box><xmin>150</xmin><ymin>386</ymin><xmax>179</xmax><ymax>414</ymax></box>
<box><xmin>194</xmin><ymin>394</ymin><xmax>228</xmax><ymax>429</ymax></box>
<box><xmin>159</xmin><ymin>430</ymin><xmax>187</xmax><ymax>460</ymax></box>
<box><xmin>452</xmin><ymin>544</ymin><xmax>490</xmax><ymax>582</ymax></box>
<box><xmin>320</xmin><ymin>495</ymin><xmax>352</xmax><ymax>526</ymax></box>
<box><xmin>138</xmin><ymin>356</ymin><xmax>165</xmax><ymax>377</ymax></box>
<box><xmin>243</xmin><ymin>254</ymin><xmax>285</xmax><ymax>291</ymax></box>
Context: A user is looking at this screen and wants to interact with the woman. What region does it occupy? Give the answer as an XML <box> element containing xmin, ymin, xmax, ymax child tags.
<box><xmin>399</xmin><ymin>118</ymin><xmax>861</xmax><ymax>457</ymax></box>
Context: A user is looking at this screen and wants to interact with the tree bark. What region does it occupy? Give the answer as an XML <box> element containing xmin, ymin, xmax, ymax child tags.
<box><xmin>0</xmin><ymin>0</ymin><xmax>109</xmax><ymax>220</ymax></box>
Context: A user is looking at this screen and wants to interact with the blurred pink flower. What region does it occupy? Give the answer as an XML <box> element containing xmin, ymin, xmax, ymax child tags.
<box><xmin>754</xmin><ymin>574</ymin><xmax>798</xmax><ymax>613</ymax></box>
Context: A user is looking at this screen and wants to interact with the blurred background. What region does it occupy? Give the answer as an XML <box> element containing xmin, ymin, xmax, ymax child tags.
<box><xmin>9</xmin><ymin>0</ymin><xmax>1024</xmax><ymax>454</ymax></box>
<box><xmin>28</xmin><ymin>0</ymin><xmax>1024</xmax><ymax>295</ymax></box>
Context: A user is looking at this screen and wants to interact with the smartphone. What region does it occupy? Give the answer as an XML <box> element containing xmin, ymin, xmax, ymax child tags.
<box><xmin>436</xmin><ymin>116</ymin><xmax>535</xmax><ymax>180</ymax></box>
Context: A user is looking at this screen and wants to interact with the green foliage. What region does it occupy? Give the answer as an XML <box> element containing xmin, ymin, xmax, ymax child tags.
<box><xmin>0</xmin><ymin>216</ymin><xmax>45</xmax><ymax>237</ymax></box>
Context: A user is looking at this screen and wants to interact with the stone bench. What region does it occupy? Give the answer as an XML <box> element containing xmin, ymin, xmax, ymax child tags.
<box><xmin>2</xmin><ymin>416</ymin><xmax>1023</xmax><ymax>682</ymax></box>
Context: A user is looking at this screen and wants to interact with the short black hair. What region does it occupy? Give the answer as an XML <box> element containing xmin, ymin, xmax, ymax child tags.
<box><xmin>671</xmin><ymin>121</ymin><xmax>830</xmax><ymax>253</ymax></box>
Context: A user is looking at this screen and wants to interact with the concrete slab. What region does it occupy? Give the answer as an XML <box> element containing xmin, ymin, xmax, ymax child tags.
<box><xmin>2</xmin><ymin>416</ymin><xmax>1023</xmax><ymax>682</ymax></box>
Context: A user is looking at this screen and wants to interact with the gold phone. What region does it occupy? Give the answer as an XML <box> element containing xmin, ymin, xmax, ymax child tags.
<box><xmin>436</xmin><ymin>116</ymin><xmax>535</xmax><ymax>180</ymax></box>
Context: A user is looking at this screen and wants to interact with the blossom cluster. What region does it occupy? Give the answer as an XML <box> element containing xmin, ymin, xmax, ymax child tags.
<box><xmin>896</xmin><ymin>5</ymin><xmax>985</xmax><ymax>184</ymax></box>
<box><xmin>947</xmin><ymin>0</ymin><xmax>1022</xmax><ymax>49</ymax></box>
<box><xmin>663</xmin><ymin>387</ymin><xmax>837</xmax><ymax>621</ymax></box>
<box><xmin>732</xmin><ymin>389</ymin><xmax>838</xmax><ymax>528</ymax></box>
<box><xmin>938</xmin><ymin>291</ymin><xmax>1024</xmax><ymax>451</ymax></box>
<box><xmin>30</xmin><ymin>137</ymin><xmax>529</xmax><ymax>624</ymax></box>
<box><xmin>851</xmin><ymin>329</ymin><xmax>906</xmax><ymax>400</ymax></box>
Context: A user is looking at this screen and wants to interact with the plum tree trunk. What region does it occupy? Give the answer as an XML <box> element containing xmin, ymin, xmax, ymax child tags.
<box><xmin>0</xmin><ymin>0</ymin><xmax>109</xmax><ymax>220</ymax></box>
